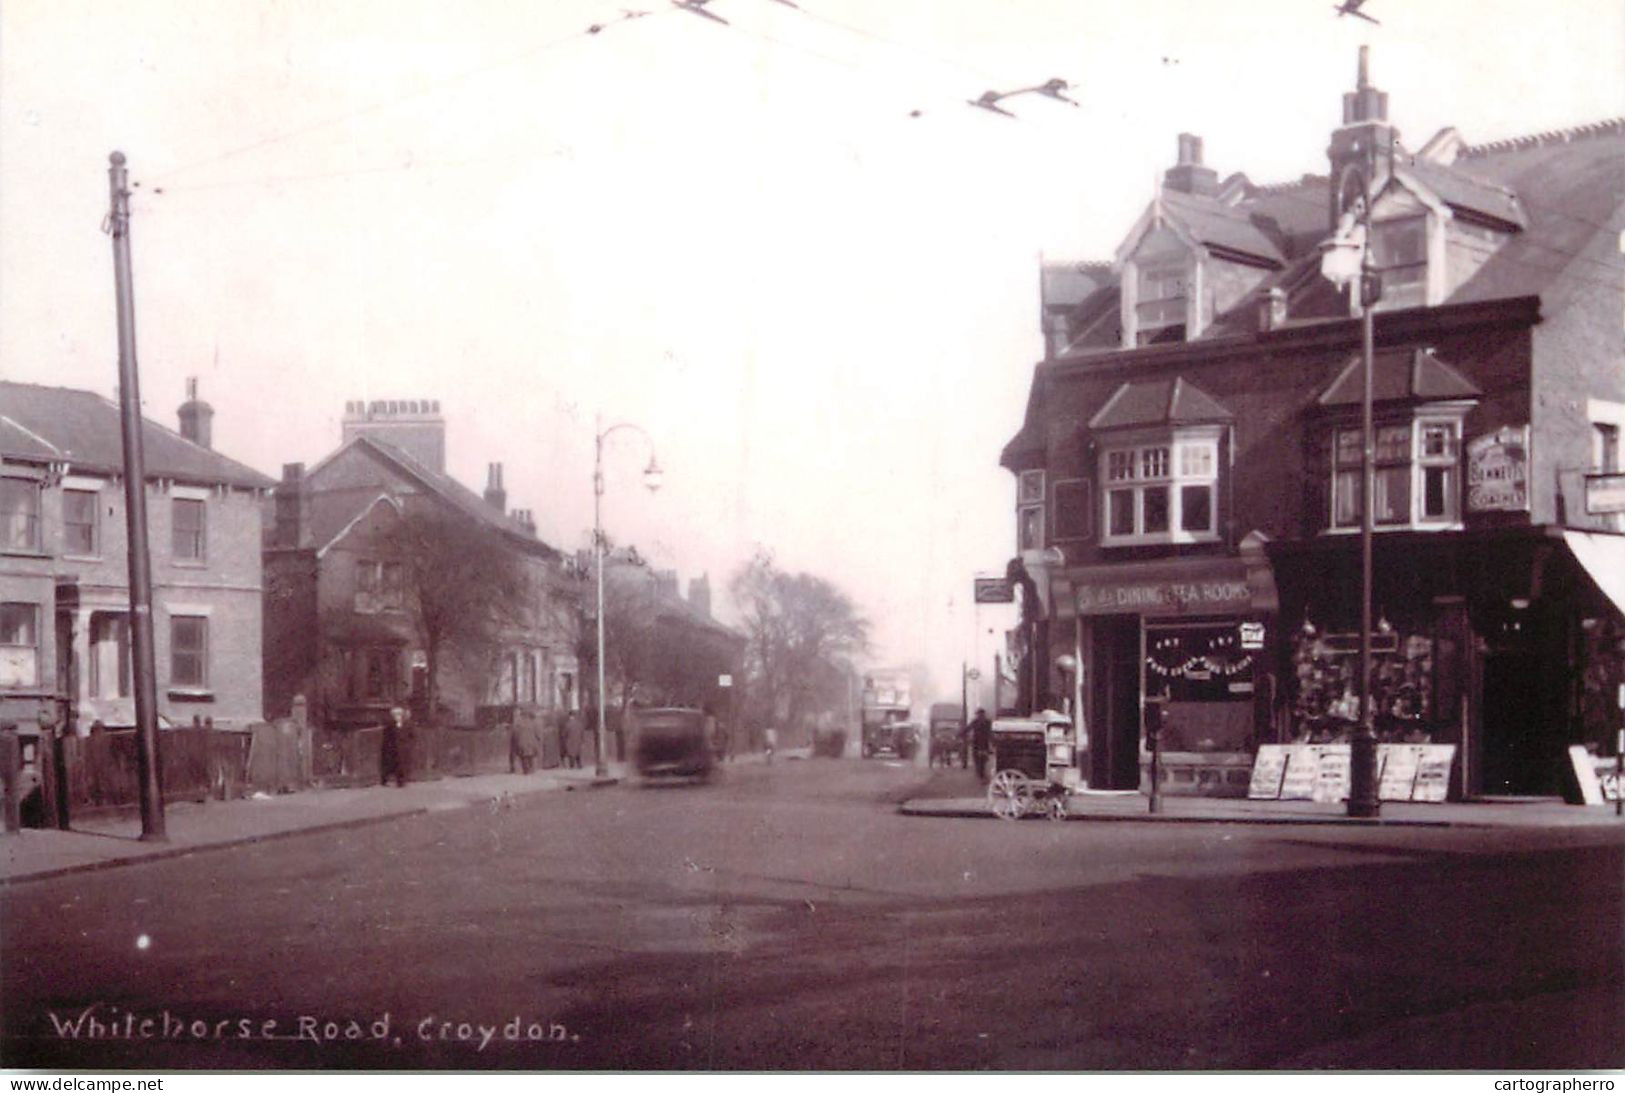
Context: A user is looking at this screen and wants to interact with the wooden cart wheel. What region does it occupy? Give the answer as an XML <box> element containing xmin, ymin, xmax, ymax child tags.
<box><xmin>1046</xmin><ymin>794</ymin><xmax>1068</xmax><ymax>822</ymax></box>
<box><xmin>988</xmin><ymin>769</ymin><xmax>1031</xmax><ymax>820</ymax></box>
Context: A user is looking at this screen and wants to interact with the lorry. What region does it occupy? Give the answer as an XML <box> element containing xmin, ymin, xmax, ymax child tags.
<box><xmin>859</xmin><ymin>669</ymin><xmax>918</xmax><ymax>760</ymax></box>
<box><xmin>927</xmin><ymin>701</ymin><xmax>966</xmax><ymax>768</ymax></box>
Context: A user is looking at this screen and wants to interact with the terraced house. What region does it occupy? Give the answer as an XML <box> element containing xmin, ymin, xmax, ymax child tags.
<box><xmin>1</xmin><ymin>379</ymin><xmax>274</xmax><ymax>732</ymax></box>
<box><xmin>1003</xmin><ymin>50</ymin><xmax>1624</xmax><ymax>799</ymax></box>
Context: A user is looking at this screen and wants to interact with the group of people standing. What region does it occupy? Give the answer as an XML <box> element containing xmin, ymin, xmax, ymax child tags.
<box><xmin>508</xmin><ymin>710</ymin><xmax>591</xmax><ymax>774</ymax></box>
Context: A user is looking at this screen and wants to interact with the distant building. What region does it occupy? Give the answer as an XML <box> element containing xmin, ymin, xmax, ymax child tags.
<box><xmin>1</xmin><ymin>378</ymin><xmax>274</xmax><ymax>730</ymax></box>
<box><xmin>263</xmin><ymin>400</ymin><xmax>580</xmax><ymax>728</ymax></box>
<box><xmin>1003</xmin><ymin>50</ymin><xmax>1624</xmax><ymax>797</ymax></box>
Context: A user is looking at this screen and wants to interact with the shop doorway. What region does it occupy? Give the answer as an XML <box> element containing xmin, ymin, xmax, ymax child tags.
<box><xmin>1479</xmin><ymin>651</ymin><xmax>1549</xmax><ymax>796</ymax></box>
<box><xmin>1090</xmin><ymin>616</ymin><xmax>1142</xmax><ymax>790</ymax></box>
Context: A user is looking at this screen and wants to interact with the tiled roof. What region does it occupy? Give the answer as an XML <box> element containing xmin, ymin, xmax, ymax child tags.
<box><xmin>1161</xmin><ymin>189</ymin><xmax>1285</xmax><ymax>265</ymax></box>
<box><xmin>1402</xmin><ymin>157</ymin><xmax>1526</xmax><ymax>228</ymax></box>
<box><xmin>1090</xmin><ymin>376</ymin><xmax>1233</xmax><ymax>430</ymax></box>
<box><xmin>1445</xmin><ymin>123</ymin><xmax>1625</xmax><ymax>306</ymax></box>
<box><xmin>0</xmin><ymin>380</ymin><xmax>274</xmax><ymax>489</ymax></box>
<box><xmin>343</xmin><ymin>435</ymin><xmax>560</xmax><ymax>558</ymax></box>
<box><xmin>1316</xmin><ymin>348</ymin><xmax>1482</xmax><ymax>407</ymax></box>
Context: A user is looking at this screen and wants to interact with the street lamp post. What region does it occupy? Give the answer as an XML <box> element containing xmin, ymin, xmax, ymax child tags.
<box><xmin>593</xmin><ymin>415</ymin><xmax>662</xmax><ymax>779</ymax></box>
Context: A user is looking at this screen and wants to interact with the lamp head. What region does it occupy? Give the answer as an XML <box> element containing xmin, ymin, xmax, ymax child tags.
<box><xmin>642</xmin><ymin>456</ymin><xmax>664</xmax><ymax>493</ymax></box>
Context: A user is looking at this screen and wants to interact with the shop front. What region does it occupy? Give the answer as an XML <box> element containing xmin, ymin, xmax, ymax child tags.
<box><xmin>1058</xmin><ymin>535</ymin><xmax>1279</xmax><ymax>795</ymax></box>
<box><xmin>1268</xmin><ymin>527</ymin><xmax>1625</xmax><ymax>799</ymax></box>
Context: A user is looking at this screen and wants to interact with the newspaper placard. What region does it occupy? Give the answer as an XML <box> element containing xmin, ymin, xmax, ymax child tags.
<box><xmin>1249</xmin><ymin>742</ymin><xmax>1457</xmax><ymax>802</ymax></box>
<box><xmin>1568</xmin><ymin>744</ymin><xmax>1625</xmax><ymax>805</ymax></box>
<box><xmin>1378</xmin><ymin>744</ymin><xmax>1423</xmax><ymax>801</ymax></box>
<box><xmin>1310</xmin><ymin>745</ymin><xmax>1351</xmax><ymax>802</ymax></box>
<box><xmin>1277</xmin><ymin>747</ymin><xmax>1318</xmax><ymax>800</ymax></box>
<box><xmin>1248</xmin><ymin>745</ymin><xmax>1290</xmax><ymax>799</ymax></box>
<box><xmin>1411</xmin><ymin>745</ymin><xmax>1455</xmax><ymax>802</ymax></box>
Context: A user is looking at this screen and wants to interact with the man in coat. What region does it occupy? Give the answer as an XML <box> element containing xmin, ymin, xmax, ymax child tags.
<box><xmin>380</xmin><ymin>706</ymin><xmax>411</xmax><ymax>787</ymax></box>
<box><xmin>509</xmin><ymin>715</ymin><xmax>542</xmax><ymax>775</ymax></box>
<box><xmin>966</xmin><ymin>708</ymin><xmax>993</xmax><ymax>782</ymax></box>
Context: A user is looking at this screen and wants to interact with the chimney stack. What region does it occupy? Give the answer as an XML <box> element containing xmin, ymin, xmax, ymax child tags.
<box><xmin>273</xmin><ymin>462</ymin><xmax>305</xmax><ymax>548</ymax></box>
<box><xmin>1162</xmin><ymin>133</ymin><xmax>1219</xmax><ymax>197</ymax></box>
<box><xmin>484</xmin><ymin>463</ymin><xmax>507</xmax><ymax>513</ymax></box>
<box><xmin>177</xmin><ymin>376</ymin><xmax>214</xmax><ymax>449</ymax></box>
<box><xmin>687</xmin><ymin>574</ymin><xmax>712</xmax><ymax>618</ymax></box>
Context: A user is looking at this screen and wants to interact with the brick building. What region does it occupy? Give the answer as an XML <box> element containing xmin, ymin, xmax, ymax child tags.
<box><xmin>1002</xmin><ymin>52</ymin><xmax>1624</xmax><ymax>798</ymax></box>
<box><xmin>1</xmin><ymin>379</ymin><xmax>274</xmax><ymax>731</ymax></box>
<box><xmin>262</xmin><ymin>400</ymin><xmax>582</xmax><ymax>729</ymax></box>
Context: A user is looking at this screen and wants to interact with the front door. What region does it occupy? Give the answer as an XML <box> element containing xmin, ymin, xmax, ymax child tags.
<box><xmin>1090</xmin><ymin>615</ymin><xmax>1142</xmax><ymax>790</ymax></box>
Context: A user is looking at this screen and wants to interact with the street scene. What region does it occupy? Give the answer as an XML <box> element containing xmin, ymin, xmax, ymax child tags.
<box><xmin>3</xmin><ymin>0</ymin><xmax>1624</xmax><ymax>1077</ymax></box>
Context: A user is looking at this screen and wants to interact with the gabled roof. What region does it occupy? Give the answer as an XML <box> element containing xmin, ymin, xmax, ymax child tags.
<box><xmin>1316</xmin><ymin>348</ymin><xmax>1482</xmax><ymax>407</ymax></box>
<box><xmin>603</xmin><ymin>559</ymin><xmax>745</xmax><ymax>647</ymax></box>
<box><xmin>1090</xmin><ymin>376</ymin><xmax>1233</xmax><ymax>430</ymax></box>
<box><xmin>0</xmin><ymin>380</ymin><xmax>274</xmax><ymax>489</ymax></box>
<box><xmin>306</xmin><ymin>434</ymin><xmax>560</xmax><ymax>559</ymax></box>
<box><xmin>1399</xmin><ymin>157</ymin><xmax>1527</xmax><ymax>229</ymax></box>
<box><xmin>1156</xmin><ymin>188</ymin><xmax>1286</xmax><ymax>266</ymax></box>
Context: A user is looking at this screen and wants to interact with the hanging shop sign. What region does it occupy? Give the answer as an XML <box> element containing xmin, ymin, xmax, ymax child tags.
<box><xmin>1585</xmin><ymin>472</ymin><xmax>1625</xmax><ymax>515</ymax></box>
<box><xmin>973</xmin><ymin>577</ymin><xmax>1015</xmax><ymax>603</ymax></box>
<box><xmin>1248</xmin><ymin>743</ymin><xmax>1457</xmax><ymax>803</ymax></box>
<box><xmin>1466</xmin><ymin>425</ymin><xmax>1530</xmax><ymax>513</ymax></box>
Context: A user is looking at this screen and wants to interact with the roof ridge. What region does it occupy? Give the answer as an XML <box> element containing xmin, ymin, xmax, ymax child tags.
<box><xmin>1248</xmin><ymin>173</ymin><xmax>1328</xmax><ymax>195</ymax></box>
<box><xmin>1458</xmin><ymin>118</ymin><xmax>1625</xmax><ymax>158</ymax></box>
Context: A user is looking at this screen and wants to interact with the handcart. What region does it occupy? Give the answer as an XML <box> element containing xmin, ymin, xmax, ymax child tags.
<box><xmin>986</xmin><ymin>711</ymin><xmax>1079</xmax><ymax>821</ymax></box>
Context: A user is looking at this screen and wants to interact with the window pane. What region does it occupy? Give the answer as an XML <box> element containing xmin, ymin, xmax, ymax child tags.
<box><xmin>1018</xmin><ymin>505</ymin><xmax>1043</xmax><ymax>551</ymax></box>
<box><xmin>1108</xmin><ymin>490</ymin><xmax>1135</xmax><ymax>536</ymax></box>
<box><xmin>172</xmin><ymin>499</ymin><xmax>206</xmax><ymax>560</ymax></box>
<box><xmin>1375</xmin><ymin>467</ymin><xmax>1409</xmax><ymax>524</ymax></box>
<box><xmin>1180</xmin><ymin>443</ymin><xmax>1214</xmax><ymax>478</ymax></box>
<box><xmin>64</xmin><ymin>490</ymin><xmax>98</xmax><ymax>554</ymax></box>
<box><xmin>1107</xmin><ymin>451</ymin><xmax>1135</xmax><ymax>481</ymax></box>
<box><xmin>1141</xmin><ymin>447</ymin><xmax>1170</xmax><ymax>479</ymax></box>
<box><xmin>171</xmin><ymin>616</ymin><xmax>207</xmax><ymax>687</ymax></box>
<box><xmin>0</xmin><ymin>602</ymin><xmax>39</xmax><ymax>686</ymax></box>
<box><xmin>1373</xmin><ymin>218</ymin><xmax>1426</xmax><ymax>268</ymax></box>
<box><xmin>1423</xmin><ymin>465</ymin><xmax>1455</xmax><ymax>519</ymax></box>
<box><xmin>1335</xmin><ymin>470</ymin><xmax>1361</xmax><ymax>526</ymax></box>
<box><xmin>1421</xmin><ymin>424</ymin><xmax>1456</xmax><ymax>460</ymax></box>
<box><xmin>1181</xmin><ymin>485</ymin><xmax>1212</xmax><ymax>532</ymax></box>
<box><xmin>1052</xmin><ymin>480</ymin><xmax>1092</xmax><ymax>541</ymax></box>
<box><xmin>1143</xmin><ymin>486</ymin><xmax>1170</xmax><ymax>533</ymax></box>
<box><xmin>1</xmin><ymin>479</ymin><xmax>40</xmax><ymax>551</ymax></box>
<box><xmin>1336</xmin><ymin>430</ymin><xmax>1361</xmax><ymax>468</ymax></box>
<box><xmin>1375</xmin><ymin>425</ymin><xmax>1410</xmax><ymax>462</ymax></box>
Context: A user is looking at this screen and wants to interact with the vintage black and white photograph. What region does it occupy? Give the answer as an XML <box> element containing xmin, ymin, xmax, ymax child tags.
<box><xmin>2</xmin><ymin>0</ymin><xmax>1622</xmax><ymax>1075</ymax></box>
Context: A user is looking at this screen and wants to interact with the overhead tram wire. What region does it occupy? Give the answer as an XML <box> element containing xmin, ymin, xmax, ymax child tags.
<box><xmin>137</xmin><ymin>145</ymin><xmax>576</xmax><ymax>198</ymax></box>
<box><xmin>135</xmin><ymin>7</ymin><xmax>669</xmax><ymax>191</ymax></box>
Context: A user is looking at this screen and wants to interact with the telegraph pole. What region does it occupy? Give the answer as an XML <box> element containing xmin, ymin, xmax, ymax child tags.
<box><xmin>107</xmin><ymin>151</ymin><xmax>166</xmax><ymax>840</ymax></box>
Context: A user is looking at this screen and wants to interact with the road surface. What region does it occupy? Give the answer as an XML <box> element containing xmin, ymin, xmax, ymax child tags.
<box><xmin>3</xmin><ymin>756</ymin><xmax>1620</xmax><ymax>1070</ymax></box>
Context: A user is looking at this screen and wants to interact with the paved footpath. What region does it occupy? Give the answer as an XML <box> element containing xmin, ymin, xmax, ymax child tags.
<box><xmin>0</xmin><ymin>762</ymin><xmax>628</xmax><ymax>885</ymax></box>
<box><xmin>903</xmin><ymin>784</ymin><xmax>1625</xmax><ymax>828</ymax></box>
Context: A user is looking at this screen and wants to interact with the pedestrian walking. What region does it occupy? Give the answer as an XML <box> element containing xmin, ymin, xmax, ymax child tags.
<box><xmin>763</xmin><ymin>725</ymin><xmax>777</xmax><ymax>764</ymax></box>
<box><xmin>968</xmin><ymin>708</ymin><xmax>993</xmax><ymax>782</ymax></box>
<box><xmin>509</xmin><ymin>715</ymin><xmax>541</xmax><ymax>775</ymax></box>
<box><xmin>380</xmin><ymin>706</ymin><xmax>411</xmax><ymax>787</ymax></box>
<box><xmin>564</xmin><ymin>709</ymin><xmax>585</xmax><ymax>769</ymax></box>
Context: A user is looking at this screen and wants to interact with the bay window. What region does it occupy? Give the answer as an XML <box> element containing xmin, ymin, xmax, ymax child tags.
<box><xmin>1331</xmin><ymin>417</ymin><xmax>1462</xmax><ymax>530</ymax></box>
<box><xmin>1101</xmin><ymin>431</ymin><xmax>1220</xmax><ymax>545</ymax></box>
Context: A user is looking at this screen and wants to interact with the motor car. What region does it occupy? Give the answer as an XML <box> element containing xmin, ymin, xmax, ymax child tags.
<box><xmin>630</xmin><ymin>707</ymin><xmax>714</xmax><ymax>782</ymax></box>
<box><xmin>860</xmin><ymin>715</ymin><xmax>919</xmax><ymax>760</ymax></box>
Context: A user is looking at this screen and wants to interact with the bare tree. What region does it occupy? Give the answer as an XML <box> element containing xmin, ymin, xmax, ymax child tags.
<box><xmin>729</xmin><ymin>549</ymin><xmax>868</xmax><ymax>739</ymax></box>
<box><xmin>378</xmin><ymin>506</ymin><xmax>532</xmax><ymax>718</ymax></box>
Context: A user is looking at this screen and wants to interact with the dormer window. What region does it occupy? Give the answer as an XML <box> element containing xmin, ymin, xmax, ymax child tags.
<box><xmin>1371</xmin><ymin>215</ymin><xmax>1427</xmax><ymax>309</ymax></box>
<box><xmin>1136</xmin><ymin>264</ymin><xmax>1188</xmax><ymax>345</ymax></box>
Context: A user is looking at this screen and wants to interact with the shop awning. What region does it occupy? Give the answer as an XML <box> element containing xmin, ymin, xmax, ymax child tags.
<box><xmin>1054</xmin><ymin>542</ymin><xmax>1278</xmax><ymax>621</ymax></box>
<box><xmin>1563</xmin><ymin>530</ymin><xmax>1625</xmax><ymax>618</ymax></box>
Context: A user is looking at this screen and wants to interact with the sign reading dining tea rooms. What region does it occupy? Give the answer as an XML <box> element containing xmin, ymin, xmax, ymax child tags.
<box><xmin>1466</xmin><ymin>425</ymin><xmax>1530</xmax><ymax>513</ymax></box>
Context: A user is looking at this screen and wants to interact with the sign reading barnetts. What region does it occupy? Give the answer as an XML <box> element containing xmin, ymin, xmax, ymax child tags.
<box><xmin>1466</xmin><ymin>425</ymin><xmax>1530</xmax><ymax>513</ymax></box>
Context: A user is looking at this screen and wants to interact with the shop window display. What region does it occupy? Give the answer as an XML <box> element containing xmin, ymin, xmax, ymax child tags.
<box><xmin>1145</xmin><ymin>623</ymin><xmax>1257</xmax><ymax>752</ymax></box>
<box><xmin>1288</xmin><ymin>621</ymin><xmax>1434</xmax><ymax>742</ymax></box>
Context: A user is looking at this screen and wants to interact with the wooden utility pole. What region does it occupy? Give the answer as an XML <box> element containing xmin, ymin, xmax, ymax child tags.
<box><xmin>107</xmin><ymin>151</ymin><xmax>166</xmax><ymax>841</ymax></box>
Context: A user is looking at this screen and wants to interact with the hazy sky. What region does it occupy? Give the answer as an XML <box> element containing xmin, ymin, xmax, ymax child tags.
<box><xmin>3</xmin><ymin>0</ymin><xmax>1621</xmax><ymax>704</ymax></box>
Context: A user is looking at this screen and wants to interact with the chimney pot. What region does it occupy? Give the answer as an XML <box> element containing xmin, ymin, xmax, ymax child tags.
<box><xmin>178</xmin><ymin>377</ymin><xmax>214</xmax><ymax>449</ymax></box>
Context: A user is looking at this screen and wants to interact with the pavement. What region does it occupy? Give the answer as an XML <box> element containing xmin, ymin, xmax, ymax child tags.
<box><xmin>900</xmin><ymin>782</ymin><xmax>1625</xmax><ymax>828</ymax></box>
<box><xmin>6</xmin><ymin>750</ymin><xmax>1619</xmax><ymax>885</ymax></box>
<box><xmin>0</xmin><ymin>760</ymin><xmax>630</xmax><ymax>885</ymax></box>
